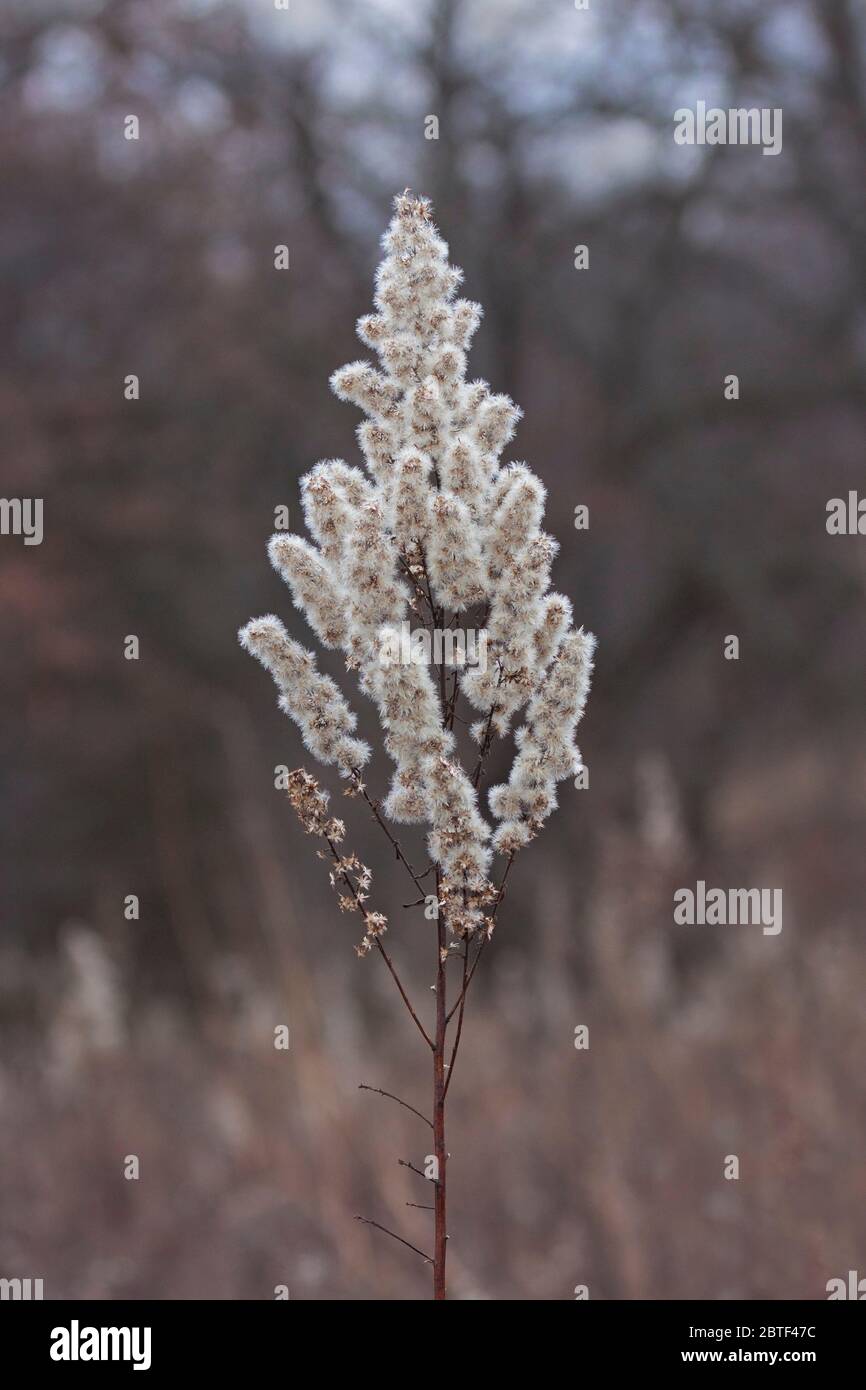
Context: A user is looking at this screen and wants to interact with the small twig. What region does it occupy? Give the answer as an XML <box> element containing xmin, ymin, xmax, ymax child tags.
<box><xmin>490</xmin><ymin>851</ymin><xmax>516</xmax><ymax>919</ymax></box>
<box><xmin>375</xmin><ymin>939</ymin><xmax>434</xmax><ymax>1051</ymax></box>
<box><xmin>471</xmin><ymin>663</ymin><xmax>506</xmax><ymax>789</ymax></box>
<box><xmin>444</xmin><ymin>937</ymin><xmax>485</xmax><ymax>1026</ymax></box>
<box><xmin>398</xmin><ymin>1157</ymin><xmax>438</xmax><ymax>1185</ymax></box>
<box><xmin>438</xmin><ymin>610</ymin><xmax>448</xmax><ymax>718</ymax></box>
<box><xmin>352</xmin><ymin>772</ymin><xmax>430</xmax><ymax>899</ymax></box>
<box><xmin>359</xmin><ymin>1083</ymin><xmax>433</xmax><ymax>1129</ymax></box>
<box><xmin>417</xmin><ymin>542</ymin><xmax>438</xmax><ymax>627</ymax></box>
<box><xmin>448</xmin><ymin>710</ymin><xmax>472</xmax><ymax>726</ymax></box>
<box><xmin>444</xmin><ymin>852</ymin><xmax>515</xmax><ymax>1026</ymax></box>
<box><xmin>355</xmin><ymin>1216</ymin><xmax>432</xmax><ymax>1264</ymax></box>
<box><xmin>406</xmin><ymin>1202</ymin><xmax>434</xmax><ymax>1210</ymax></box>
<box><xmin>446</xmin><ymin>664</ymin><xmax>461</xmax><ymax>730</ymax></box>
<box><xmin>442</xmin><ymin>941</ymin><xmax>471</xmax><ymax>1099</ymax></box>
<box><xmin>443</xmin><ymin>949</ymin><xmax>483</xmax><ymax>1102</ymax></box>
<box><xmin>322</xmin><ymin>830</ymin><xmax>433</xmax><ymax>1050</ymax></box>
<box><xmin>397</xmin><ymin>553</ymin><xmax>431</xmax><ymax>615</ymax></box>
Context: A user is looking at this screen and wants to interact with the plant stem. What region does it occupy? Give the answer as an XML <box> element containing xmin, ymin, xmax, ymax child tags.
<box><xmin>433</xmin><ymin>866</ymin><xmax>448</xmax><ymax>1299</ymax></box>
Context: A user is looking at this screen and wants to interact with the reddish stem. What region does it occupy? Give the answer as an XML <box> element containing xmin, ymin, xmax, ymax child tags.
<box><xmin>433</xmin><ymin>866</ymin><xmax>448</xmax><ymax>1299</ymax></box>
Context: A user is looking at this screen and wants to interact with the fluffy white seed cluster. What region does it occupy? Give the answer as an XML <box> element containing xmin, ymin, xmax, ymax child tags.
<box><xmin>488</xmin><ymin>628</ymin><xmax>595</xmax><ymax>853</ymax></box>
<box><xmin>239</xmin><ymin>615</ymin><xmax>372</xmax><ymax>773</ymax></box>
<box><xmin>240</xmin><ymin>192</ymin><xmax>594</xmax><ymax>933</ymax></box>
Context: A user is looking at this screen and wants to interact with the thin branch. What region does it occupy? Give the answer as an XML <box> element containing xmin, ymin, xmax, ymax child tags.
<box><xmin>444</xmin><ymin>937</ymin><xmax>485</xmax><ymax>1027</ymax></box>
<box><xmin>322</xmin><ymin>829</ymin><xmax>433</xmax><ymax>1050</ymax></box>
<box><xmin>359</xmin><ymin>1083</ymin><xmax>433</xmax><ymax>1129</ymax></box>
<box><xmin>446</xmin><ymin>665</ymin><xmax>461</xmax><ymax>730</ymax></box>
<box><xmin>438</xmin><ymin>609</ymin><xmax>448</xmax><ymax>719</ymax></box>
<box><xmin>490</xmin><ymin>851</ymin><xmax>516</xmax><ymax>919</ymax></box>
<box><xmin>442</xmin><ymin>940</ymin><xmax>470</xmax><ymax>1100</ymax></box>
<box><xmin>398</xmin><ymin>552</ymin><xmax>431</xmax><ymax>615</ymax></box>
<box><xmin>445</xmin><ymin>852</ymin><xmax>515</xmax><ymax>1026</ymax></box>
<box><xmin>416</xmin><ymin>541</ymin><xmax>438</xmax><ymax>627</ymax></box>
<box><xmin>355</xmin><ymin>1216</ymin><xmax>432</xmax><ymax>1264</ymax></box>
<box><xmin>398</xmin><ymin>1157</ymin><xmax>438</xmax><ymax>1185</ymax></box>
<box><xmin>406</xmin><ymin>1202</ymin><xmax>434</xmax><ymax>1210</ymax></box>
<box><xmin>471</xmin><ymin>662</ymin><xmax>506</xmax><ymax>789</ymax></box>
<box><xmin>351</xmin><ymin>771</ymin><xmax>430</xmax><ymax>899</ymax></box>
<box><xmin>375</xmin><ymin>938</ymin><xmax>434</xmax><ymax>1050</ymax></box>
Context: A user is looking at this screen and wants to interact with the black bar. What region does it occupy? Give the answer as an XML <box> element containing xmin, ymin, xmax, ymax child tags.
<box><xmin>0</xmin><ymin>1298</ymin><xmax>861</xmax><ymax>1375</ymax></box>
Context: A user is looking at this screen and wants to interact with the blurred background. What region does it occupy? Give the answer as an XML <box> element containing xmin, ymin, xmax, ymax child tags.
<box><xmin>2</xmin><ymin>0</ymin><xmax>865</xmax><ymax>1300</ymax></box>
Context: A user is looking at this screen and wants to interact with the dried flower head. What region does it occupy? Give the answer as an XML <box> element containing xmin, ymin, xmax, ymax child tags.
<box><xmin>240</xmin><ymin>191</ymin><xmax>594</xmax><ymax>942</ymax></box>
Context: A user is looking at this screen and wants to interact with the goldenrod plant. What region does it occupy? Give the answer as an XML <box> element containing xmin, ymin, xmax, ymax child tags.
<box><xmin>240</xmin><ymin>191</ymin><xmax>594</xmax><ymax>1299</ymax></box>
